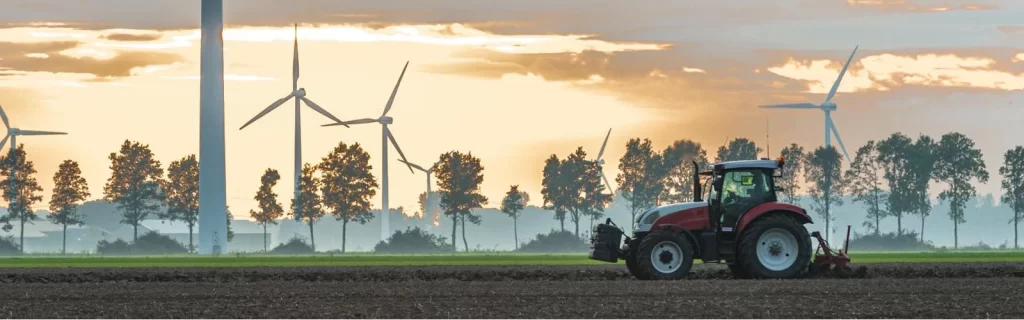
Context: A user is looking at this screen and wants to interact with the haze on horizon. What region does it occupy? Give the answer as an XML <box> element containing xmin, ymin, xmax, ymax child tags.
<box><xmin>1</xmin><ymin>0</ymin><xmax>1023</xmax><ymax>221</ymax></box>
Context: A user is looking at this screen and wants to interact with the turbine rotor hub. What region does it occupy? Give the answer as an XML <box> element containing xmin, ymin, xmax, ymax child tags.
<box><xmin>822</xmin><ymin>102</ymin><xmax>837</xmax><ymax>111</ymax></box>
<box><xmin>294</xmin><ymin>88</ymin><xmax>306</xmax><ymax>98</ymax></box>
<box><xmin>380</xmin><ymin>116</ymin><xmax>394</xmax><ymax>124</ymax></box>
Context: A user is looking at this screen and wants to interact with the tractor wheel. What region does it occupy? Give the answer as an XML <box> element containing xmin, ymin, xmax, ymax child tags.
<box><xmin>738</xmin><ymin>214</ymin><xmax>812</xmax><ymax>279</ymax></box>
<box><xmin>636</xmin><ymin>230</ymin><xmax>694</xmax><ymax>280</ymax></box>
<box><xmin>727</xmin><ymin>260</ymin><xmax>751</xmax><ymax>279</ymax></box>
<box><xmin>624</xmin><ymin>249</ymin><xmax>649</xmax><ymax>280</ymax></box>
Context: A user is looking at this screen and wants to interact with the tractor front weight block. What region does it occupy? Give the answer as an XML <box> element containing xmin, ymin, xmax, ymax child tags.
<box><xmin>588</xmin><ymin>218</ymin><xmax>627</xmax><ymax>263</ymax></box>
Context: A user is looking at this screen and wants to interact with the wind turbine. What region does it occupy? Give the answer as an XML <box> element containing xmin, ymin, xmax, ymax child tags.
<box><xmin>238</xmin><ymin>23</ymin><xmax>348</xmax><ymax>223</ymax></box>
<box><xmin>323</xmin><ymin>61</ymin><xmax>414</xmax><ymax>241</ymax></box>
<box><xmin>758</xmin><ymin>46</ymin><xmax>858</xmax><ymax>161</ymax></box>
<box><xmin>0</xmin><ymin>103</ymin><xmax>66</xmax><ymax>250</ymax></box>
<box><xmin>197</xmin><ymin>0</ymin><xmax>228</xmax><ymax>255</ymax></box>
<box><xmin>398</xmin><ymin>158</ymin><xmax>440</xmax><ymax>222</ymax></box>
<box><xmin>591</xmin><ymin>128</ymin><xmax>614</xmax><ymax>197</ymax></box>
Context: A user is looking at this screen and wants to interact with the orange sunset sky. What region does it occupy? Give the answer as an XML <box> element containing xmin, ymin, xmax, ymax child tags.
<box><xmin>1</xmin><ymin>0</ymin><xmax>1023</xmax><ymax>219</ymax></box>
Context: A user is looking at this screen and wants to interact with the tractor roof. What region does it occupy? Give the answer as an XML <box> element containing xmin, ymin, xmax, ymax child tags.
<box><xmin>716</xmin><ymin>159</ymin><xmax>782</xmax><ymax>170</ymax></box>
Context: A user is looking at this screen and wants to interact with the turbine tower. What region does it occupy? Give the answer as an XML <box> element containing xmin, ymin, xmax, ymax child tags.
<box><xmin>197</xmin><ymin>0</ymin><xmax>228</xmax><ymax>255</ymax></box>
<box><xmin>323</xmin><ymin>61</ymin><xmax>414</xmax><ymax>241</ymax></box>
<box><xmin>759</xmin><ymin>46</ymin><xmax>858</xmax><ymax>161</ymax></box>
<box><xmin>398</xmin><ymin>158</ymin><xmax>440</xmax><ymax>220</ymax></box>
<box><xmin>0</xmin><ymin>103</ymin><xmax>66</xmax><ymax>250</ymax></box>
<box><xmin>239</xmin><ymin>23</ymin><xmax>348</xmax><ymax>225</ymax></box>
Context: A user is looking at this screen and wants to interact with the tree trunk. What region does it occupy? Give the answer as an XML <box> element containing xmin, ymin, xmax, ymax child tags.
<box><xmin>559</xmin><ymin>217</ymin><xmax>565</xmax><ymax>232</ymax></box>
<box><xmin>62</xmin><ymin>223</ymin><xmax>67</xmax><ymax>255</ymax></box>
<box><xmin>188</xmin><ymin>225</ymin><xmax>194</xmax><ymax>253</ymax></box>
<box><xmin>954</xmin><ymin>220</ymin><xmax>959</xmax><ymax>250</ymax></box>
<box><xmin>308</xmin><ymin>221</ymin><xmax>316</xmax><ymax>252</ymax></box>
<box><xmin>1014</xmin><ymin>215</ymin><xmax>1018</xmax><ymax>250</ymax></box>
<box><xmin>897</xmin><ymin>214</ymin><xmax>902</xmax><ymax>236</ymax></box>
<box><xmin>342</xmin><ymin>218</ymin><xmax>348</xmax><ymax>254</ymax></box>
<box><xmin>574</xmin><ymin>213</ymin><xmax>580</xmax><ymax>238</ymax></box>
<box><xmin>263</xmin><ymin>223</ymin><xmax>268</xmax><ymax>252</ymax></box>
<box><xmin>20</xmin><ymin>217</ymin><xmax>25</xmax><ymax>254</ymax></box>
<box><xmin>133</xmin><ymin>223</ymin><xmax>139</xmax><ymax>242</ymax></box>
<box><xmin>513</xmin><ymin>216</ymin><xmax>519</xmax><ymax>250</ymax></box>
<box><xmin>920</xmin><ymin>214</ymin><xmax>926</xmax><ymax>243</ymax></box>
<box><xmin>451</xmin><ymin>214</ymin><xmax>457</xmax><ymax>252</ymax></box>
<box><xmin>461</xmin><ymin>214</ymin><xmax>469</xmax><ymax>252</ymax></box>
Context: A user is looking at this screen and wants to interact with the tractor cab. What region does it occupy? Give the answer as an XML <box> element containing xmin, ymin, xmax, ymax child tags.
<box><xmin>700</xmin><ymin>158</ymin><xmax>785</xmax><ymax>233</ymax></box>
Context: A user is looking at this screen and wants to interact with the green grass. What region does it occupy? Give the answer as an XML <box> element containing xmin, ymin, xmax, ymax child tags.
<box><xmin>0</xmin><ymin>251</ymin><xmax>1021</xmax><ymax>268</ymax></box>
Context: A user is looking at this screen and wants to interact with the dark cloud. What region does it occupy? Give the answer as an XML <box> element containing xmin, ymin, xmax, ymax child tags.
<box><xmin>0</xmin><ymin>41</ymin><xmax>182</xmax><ymax>77</ymax></box>
<box><xmin>101</xmin><ymin>32</ymin><xmax>162</xmax><ymax>42</ymax></box>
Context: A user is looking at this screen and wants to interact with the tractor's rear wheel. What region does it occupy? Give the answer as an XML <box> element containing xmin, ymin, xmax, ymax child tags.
<box><xmin>738</xmin><ymin>214</ymin><xmax>811</xmax><ymax>279</ymax></box>
<box><xmin>636</xmin><ymin>230</ymin><xmax>694</xmax><ymax>280</ymax></box>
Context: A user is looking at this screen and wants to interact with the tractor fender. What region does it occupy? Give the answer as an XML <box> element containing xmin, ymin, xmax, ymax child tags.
<box><xmin>653</xmin><ymin>224</ymin><xmax>701</xmax><ymax>257</ymax></box>
<box><xmin>735</xmin><ymin>202</ymin><xmax>813</xmax><ymax>236</ymax></box>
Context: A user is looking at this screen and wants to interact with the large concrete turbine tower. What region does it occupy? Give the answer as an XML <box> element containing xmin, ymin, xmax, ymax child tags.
<box><xmin>197</xmin><ymin>0</ymin><xmax>228</xmax><ymax>254</ymax></box>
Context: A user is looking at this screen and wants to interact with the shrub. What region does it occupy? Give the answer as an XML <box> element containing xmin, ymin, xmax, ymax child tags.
<box><xmin>270</xmin><ymin>236</ymin><xmax>315</xmax><ymax>254</ymax></box>
<box><xmin>846</xmin><ymin>231</ymin><xmax>934</xmax><ymax>251</ymax></box>
<box><xmin>96</xmin><ymin>239</ymin><xmax>131</xmax><ymax>255</ymax></box>
<box><xmin>95</xmin><ymin>232</ymin><xmax>188</xmax><ymax>255</ymax></box>
<box><xmin>516</xmin><ymin>230</ymin><xmax>588</xmax><ymax>253</ymax></box>
<box><xmin>374</xmin><ymin>227</ymin><xmax>454</xmax><ymax>254</ymax></box>
<box><xmin>0</xmin><ymin>236</ymin><xmax>21</xmax><ymax>256</ymax></box>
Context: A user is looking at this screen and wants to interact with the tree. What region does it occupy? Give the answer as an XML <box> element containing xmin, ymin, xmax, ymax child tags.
<box><xmin>876</xmin><ymin>133</ymin><xmax>914</xmax><ymax>235</ymax></box>
<box><xmin>541</xmin><ymin>154</ymin><xmax>569</xmax><ymax>230</ymax></box>
<box><xmin>48</xmin><ymin>160</ymin><xmax>90</xmax><ymax>255</ymax></box>
<box><xmin>660</xmin><ymin>139</ymin><xmax>708</xmax><ymax>203</ymax></box>
<box><xmin>777</xmin><ymin>143</ymin><xmax>807</xmax><ymax>204</ymax></box>
<box><xmin>103</xmin><ymin>140</ymin><xmax>164</xmax><ymax>242</ymax></box>
<box><xmin>715</xmin><ymin>138</ymin><xmax>762</xmax><ymax>162</ymax></box>
<box><xmin>805</xmin><ymin>146</ymin><xmax>844</xmax><ymax>242</ymax></box>
<box><xmin>225</xmin><ymin>205</ymin><xmax>234</xmax><ymax>242</ymax></box>
<box><xmin>560</xmin><ymin>147</ymin><xmax>609</xmax><ymax>237</ymax></box>
<box><xmin>291</xmin><ymin>163</ymin><xmax>324</xmax><ymax>251</ymax></box>
<box><xmin>501</xmin><ymin>185</ymin><xmax>525</xmax><ymax>249</ymax></box>
<box><xmin>250</xmin><ymin>168</ymin><xmax>284</xmax><ymax>252</ymax></box>
<box><xmin>318</xmin><ymin>141</ymin><xmax>378</xmax><ymax>253</ymax></box>
<box><xmin>999</xmin><ymin>146</ymin><xmax>1024</xmax><ymax>250</ymax></box>
<box><xmin>161</xmin><ymin>154</ymin><xmax>199</xmax><ymax>251</ymax></box>
<box><xmin>616</xmin><ymin>138</ymin><xmax>664</xmax><ymax>228</ymax></box>
<box><xmin>434</xmin><ymin>151</ymin><xmax>488</xmax><ymax>252</ymax></box>
<box><xmin>933</xmin><ymin>132</ymin><xmax>989</xmax><ymax>249</ymax></box>
<box><xmin>908</xmin><ymin>135</ymin><xmax>938</xmax><ymax>242</ymax></box>
<box><xmin>0</xmin><ymin>144</ymin><xmax>44</xmax><ymax>252</ymax></box>
<box><xmin>844</xmin><ymin>141</ymin><xmax>887</xmax><ymax>235</ymax></box>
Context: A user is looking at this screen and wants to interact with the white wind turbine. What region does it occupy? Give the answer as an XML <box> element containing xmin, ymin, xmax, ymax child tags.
<box><xmin>0</xmin><ymin>103</ymin><xmax>66</xmax><ymax>246</ymax></box>
<box><xmin>323</xmin><ymin>61</ymin><xmax>414</xmax><ymax>241</ymax></box>
<box><xmin>591</xmin><ymin>128</ymin><xmax>614</xmax><ymax>197</ymax></box>
<box><xmin>759</xmin><ymin>46</ymin><xmax>858</xmax><ymax>161</ymax></box>
<box><xmin>398</xmin><ymin>158</ymin><xmax>440</xmax><ymax>221</ymax></box>
<box><xmin>238</xmin><ymin>24</ymin><xmax>348</xmax><ymax>221</ymax></box>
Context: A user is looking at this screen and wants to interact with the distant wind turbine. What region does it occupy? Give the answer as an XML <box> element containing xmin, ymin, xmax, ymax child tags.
<box><xmin>0</xmin><ymin>103</ymin><xmax>66</xmax><ymax>249</ymax></box>
<box><xmin>759</xmin><ymin>46</ymin><xmax>858</xmax><ymax>161</ymax></box>
<box><xmin>323</xmin><ymin>61</ymin><xmax>415</xmax><ymax>241</ymax></box>
<box><xmin>591</xmin><ymin>128</ymin><xmax>614</xmax><ymax>197</ymax></box>
<box><xmin>398</xmin><ymin>158</ymin><xmax>440</xmax><ymax>219</ymax></box>
<box><xmin>238</xmin><ymin>24</ymin><xmax>348</xmax><ymax>222</ymax></box>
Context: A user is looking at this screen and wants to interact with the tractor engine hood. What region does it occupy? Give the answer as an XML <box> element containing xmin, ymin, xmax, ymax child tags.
<box><xmin>635</xmin><ymin>202</ymin><xmax>709</xmax><ymax>233</ymax></box>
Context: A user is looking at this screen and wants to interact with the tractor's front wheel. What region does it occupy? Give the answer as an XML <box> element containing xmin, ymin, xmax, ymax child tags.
<box><xmin>737</xmin><ymin>214</ymin><xmax>812</xmax><ymax>279</ymax></box>
<box><xmin>636</xmin><ymin>230</ymin><xmax>694</xmax><ymax>280</ymax></box>
<box><xmin>624</xmin><ymin>249</ymin><xmax>649</xmax><ymax>280</ymax></box>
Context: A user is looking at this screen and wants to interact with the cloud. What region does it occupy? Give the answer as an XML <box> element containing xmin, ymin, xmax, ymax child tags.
<box><xmin>0</xmin><ymin>40</ymin><xmax>182</xmax><ymax>77</ymax></box>
<box><xmin>767</xmin><ymin>49</ymin><xmax>1024</xmax><ymax>93</ymax></box>
<box><xmin>101</xmin><ymin>32</ymin><xmax>162</xmax><ymax>42</ymax></box>
<box><xmin>846</xmin><ymin>0</ymin><xmax>999</xmax><ymax>12</ymax></box>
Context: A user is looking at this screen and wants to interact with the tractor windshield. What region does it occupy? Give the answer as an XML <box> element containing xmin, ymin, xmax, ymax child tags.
<box><xmin>718</xmin><ymin>168</ymin><xmax>776</xmax><ymax>226</ymax></box>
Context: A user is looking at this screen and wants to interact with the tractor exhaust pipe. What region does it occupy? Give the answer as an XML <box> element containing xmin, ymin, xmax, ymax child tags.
<box><xmin>692</xmin><ymin>160</ymin><xmax>701</xmax><ymax>202</ymax></box>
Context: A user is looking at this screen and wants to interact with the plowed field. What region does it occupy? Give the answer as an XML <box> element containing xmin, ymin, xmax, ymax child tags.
<box><xmin>1</xmin><ymin>262</ymin><xmax>1023</xmax><ymax>318</ymax></box>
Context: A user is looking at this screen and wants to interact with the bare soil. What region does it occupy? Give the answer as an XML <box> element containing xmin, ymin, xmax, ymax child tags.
<box><xmin>1</xmin><ymin>263</ymin><xmax>1022</xmax><ymax>318</ymax></box>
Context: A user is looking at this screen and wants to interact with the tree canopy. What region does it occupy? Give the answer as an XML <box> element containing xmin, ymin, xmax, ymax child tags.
<box><xmin>435</xmin><ymin>151</ymin><xmax>488</xmax><ymax>252</ymax></box>
<box><xmin>102</xmin><ymin>140</ymin><xmax>164</xmax><ymax>242</ymax></box>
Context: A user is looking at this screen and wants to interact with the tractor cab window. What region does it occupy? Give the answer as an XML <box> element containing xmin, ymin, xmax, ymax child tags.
<box><xmin>718</xmin><ymin>169</ymin><xmax>774</xmax><ymax>227</ymax></box>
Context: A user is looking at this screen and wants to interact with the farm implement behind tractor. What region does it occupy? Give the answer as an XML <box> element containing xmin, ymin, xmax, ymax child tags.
<box><xmin>588</xmin><ymin>157</ymin><xmax>867</xmax><ymax>280</ymax></box>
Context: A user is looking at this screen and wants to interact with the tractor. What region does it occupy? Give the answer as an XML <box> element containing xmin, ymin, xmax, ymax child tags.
<box><xmin>588</xmin><ymin>157</ymin><xmax>863</xmax><ymax>280</ymax></box>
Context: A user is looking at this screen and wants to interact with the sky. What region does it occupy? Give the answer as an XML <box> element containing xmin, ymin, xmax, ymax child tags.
<box><xmin>1</xmin><ymin>0</ymin><xmax>1023</xmax><ymax>220</ymax></box>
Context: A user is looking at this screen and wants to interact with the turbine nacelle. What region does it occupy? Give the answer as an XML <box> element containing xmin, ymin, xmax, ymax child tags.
<box><xmin>379</xmin><ymin>116</ymin><xmax>394</xmax><ymax>125</ymax></box>
<box><xmin>294</xmin><ymin>88</ymin><xmax>306</xmax><ymax>98</ymax></box>
<box><xmin>822</xmin><ymin>102</ymin><xmax>837</xmax><ymax>111</ymax></box>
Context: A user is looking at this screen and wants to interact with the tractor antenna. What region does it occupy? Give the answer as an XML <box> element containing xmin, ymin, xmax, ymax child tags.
<box><xmin>764</xmin><ymin>118</ymin><xmax>771</xmax><ymax>158</ymax></box>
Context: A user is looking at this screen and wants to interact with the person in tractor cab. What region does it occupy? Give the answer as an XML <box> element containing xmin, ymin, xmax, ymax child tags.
<box><xmin>718</xmin><ymin>168</ymin><xmax>776</xmax><ymax>228</ymax></box>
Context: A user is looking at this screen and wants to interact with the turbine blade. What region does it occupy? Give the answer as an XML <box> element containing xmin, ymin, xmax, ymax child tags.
<box><xmin>0</xmin><ymin>104</ymin><xmax>9</xmax><ymax>130</ymax></box>
<box><xmin>386</xmin><ymin>127</ymin><xmax>414</xmax><ymax>173</ymax></box>
<box><xmin>321</xmin><ymin>118</ymin><xmax>378</xmax><ymax>127</ymax></box>
<box><xmin>827</xmin><ymin>115</ymin><xmax>851</xmax><ymax>161</ymax></box>
<box><xmin>381</xmin><ymin>61</ymin><xmax>410</xmax><ymax>118</ymax></box>
<box><xmin>239</xmin><ymin>94</ymin><xmax>293</xmax><ymax>130</ymax></box>
<box><xmin>293</xmin><ymin>23</ymin><xmax>299</xmax><ymax>90</ymax></box>
<box><xmin>759</xmin><ymin>103</ymin><xmax>819</xmax><ymax>109</ymax></box>
<box><xmin>597</xmin><ymin>128</ymin><xmax>611</xmax><ymax>161</ymax></box>
<box><xmin>398</xmin><ymin>159</ymin><xmax>428</xmax><ymax>173</ymax></box>
<box><xmin>0</xmin><ymin>134</ymin><xmax>8</xmax><ymax>151</ymax></box>
<box><xmin>601</xmin><ymin>172</ymin><xmax>614</xmax><ymax>197</ymax></box>
<box><xmin>17</xmin><ymin>130</ymin><xmax>67</xmax><ymax>136</ymax></box>
<box><xmin>300</xmin><ymin>96</ymin><xmax>347</xmax><ymax>127</ymax></box>
<box><xmin>824</xmin><ymin>45</ymin><xmax>859</xmax><ymax>104</ymax></box>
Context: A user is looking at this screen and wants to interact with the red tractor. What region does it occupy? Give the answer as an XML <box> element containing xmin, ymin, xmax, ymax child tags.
<box><xmin>589</xmin><ymin>157</ymin><xmax>861</xmax><ymax>280</ymax></box>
